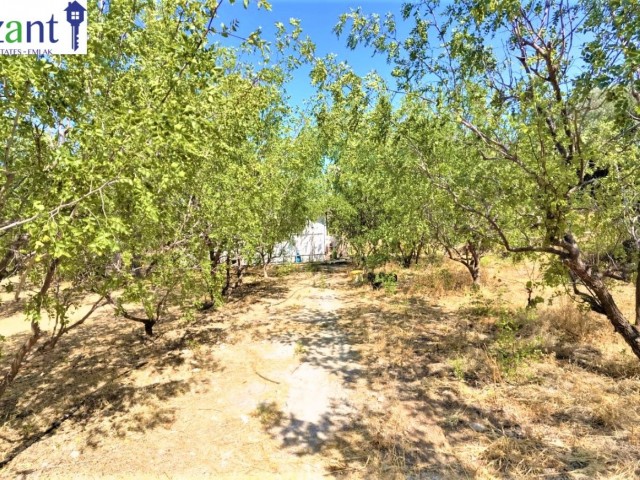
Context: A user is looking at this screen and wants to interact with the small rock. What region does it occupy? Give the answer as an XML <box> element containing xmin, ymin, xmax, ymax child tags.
<box><xmin>469</xmin><ymin>422</ymin><xmax>487</xmax><ymax>433</ymax></box>
<box><xmin>70</xmin><ymin>450</ymin><xmax>80</xmax><ymax>459</ymax></box>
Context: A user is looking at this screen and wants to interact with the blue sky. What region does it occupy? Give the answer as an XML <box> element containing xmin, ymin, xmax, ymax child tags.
<box><xmin>214</xmin><ymin>0</ymin><xmax>592</xmax><ymax>113</ymax></box>
<box><xmin>218</xmin><ymin>0</ymin><xmax>406</xmax><ymax>109</ymax></box>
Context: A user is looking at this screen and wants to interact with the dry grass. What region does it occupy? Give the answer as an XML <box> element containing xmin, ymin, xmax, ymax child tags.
<box><xmin>538</xmin><ymin>297</ymin><xmax>599</xmax><ymax>342</ymax></box>
<box><xmin>403</xmin><ymin>263</ymin><xmax>472</xmax><ymax>298</ymax></box>
<box><xmin>333</xmin><ymin>255</ymin><xmax>640</xmax><ymax>478</ymax></box>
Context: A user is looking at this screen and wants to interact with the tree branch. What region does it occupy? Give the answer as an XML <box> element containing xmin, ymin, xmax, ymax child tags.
<box><xmin>0</xmin><ymin>179</ymin><xmax>120</xmax><ymax>233</ymax></box>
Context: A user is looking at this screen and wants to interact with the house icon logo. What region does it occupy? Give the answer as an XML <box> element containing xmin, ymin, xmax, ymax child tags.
<box><xmin>64</xmin><ymin>1</ymin><xmax>86</xmax><ymax>52</ymax></box>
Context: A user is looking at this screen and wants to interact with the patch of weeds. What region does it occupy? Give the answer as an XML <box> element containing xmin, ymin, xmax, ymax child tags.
<box><xmin>314</xmin><ymin>274</ymin><xmax>328</xmax><ymax>289</ymax></box>
<box><xmin>19</xmin><ymin>418</ymin><xmax>37</xmax><ymax>436</ymax></box>
<box><xmin>294</xmin><ymin>340</ymin><xmax>307</xmax><ymax>356</ymax></box>
<box><xmin>435</xmin><ymin>268</ymin><xmax>456</xmax><ymax>291</ymax></box>
<box><xmin>450</xmin><ymin>357</ymin><xmax>466</xmax><ymax>381</ymax></box>
<box><xmin>411</xmin><ymin>266</ymin><xmax>469</xmax><ymax>295</ymax></box>
<box><xmin>252</xmin><ymin>401</ymin><xmax>284</xmax><ymax>429</ymax></box>
<box><xmin>443</xmin><ymin>414</ymin><xmax>462</xmax><ymax>428</ymax></box>
<box><xmin>305</xmin><ymin>263</ymin><xmax>321</xmax><ymax>273</ymax></box>
<box><xmin>348</xmin><ymin>269</ymin><xmax>364</xmax><ymax>286</ymax></box>
<box><xmin>179</xmin><ymin>307</ymin><xmax>198</xmax><ymax>327</ymax></box>
<box><xmin>525</xmin><ymin>280</ymin><xmax>545</xmax><ymax>310</ymax></box>
<box><xmin>382</xmin><ymin>277</ymin><xmax>397</xmax><ymax>295</ymax></box>
<box><xmin>464</xmin><ymin>292</ymin><xmax>506</xmax><ymax>318</ymax></box>
<box><xmin>423</xmin><ymin>253</ymin><xmax>445</xmax><ymax>266</ymax></box>
<box><xmin>492</xmin><ymin>309</ymin><xmax>543</xmax><ymax>377</ymax></box>
<box><xmin>467</xmin><ymin>299</ymin><xmax>493</xmax><ymax>318</ymax></box>
<box><xmin>274</xmin><ymin>264</ymin><xmax>296</xmax><ymax>277</ymax></box>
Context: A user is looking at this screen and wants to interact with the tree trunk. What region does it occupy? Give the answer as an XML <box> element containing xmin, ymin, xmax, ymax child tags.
<box><xmin>0</xmin><ymin>258</ymin><xmax>58</xmax><ymax>399</ymax></box>
<box><xmin>397</xmin><ymin>242</ymin><xmax>409</xmax><ymax>268</ymax></box>
<box><xmin>143</xmin><ymin>320</ymin><xmax>155</xmax><ymax>336</ymax></box>
<box><xmin>460</xmin><ymin>258</ymin><xmax>480</xmax><ymax>285</ymax></box>
<box><xmin>260</xmin><ymin>251</ymin><xmax>269</xmax><ymax>278</ymax></box>
<box><xmin>635</xmin><ymin>258</ymin><xmax>640</xmax><ymax>326</ymax></box>
<box><xmin>221</xmin><ymin>255</ymin><xmax>232</xmax><ymax>296</ymax></box>
<box><xmin>469</xmin><ymin>265</ymin><xmax>480</xmax><ymax>285</ymax></box>
<box><xmin>105</xmin><ymin>294</ymin><xmax>159</xmax><ymax>337</ymax></box>
<box><xmin>209</xmin><ymin>247</ymin><xmax>222</xmax><ymax>279</ymax></box>
<box><xmin>567</xmin><ymin>256</ymin><xmax>640</xmax><ymax>359</ymax></box>
<box><xmin>14</xmin><ymin>267</ymin><xmax>28</xmax><ymax>302</ymax></box>
<box><xmin>0</xmin><ymin>320</ymin><xmax>41</xmax><ymax>398</ymax></box>
<box><xmin>37</xmin><ymin>296</ymin><xmax>106</xmax><ymax>352</ymax></box>
<box><xmin>414</xmin><ymin>240</ymin><xmax>424</xmax><ymax>265</ymax></box>
<box><xmin>466</xmin><ymin>241</ymin><xmax>481</xmax><ymax>285</ymax></box>
<box><xmin>234</xmin><ymin>260</ymin><xmax>245</xmax><ymax>289</ymax></box>
<box><xmin>131</xmin><ymin>254</ymin><xmax>144</xmax><ymax>278</ymax></box>
<box><xmin>0</xmin><ymin>234</ymin><xmax>29</xmax><ymax>280</ymax></box>
<box><xmin>207</xmin><ymin>246</ymin><xmax>222</xmax><ymax>304</ymax></box>
<box><xmin>0</xmin><ymin>246</ymin><xmax>18</xmax><ymax>280</ymax></box>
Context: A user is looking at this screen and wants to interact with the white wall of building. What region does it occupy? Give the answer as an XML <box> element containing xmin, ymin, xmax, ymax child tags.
<box><xmin>271</xmin><ymin>220</ymin><xmax>332</xmax><ymax>263</ymax></box>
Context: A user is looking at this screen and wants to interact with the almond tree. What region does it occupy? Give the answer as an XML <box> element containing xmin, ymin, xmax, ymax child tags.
<box><xmin>312</xmin><ymin>69</ymin><xmax>431</xmax><ymax>270</ymax></box>
<box><xmin>0</xmin><ymin>0</ymin><xmax>322</xmax><ymax>397</ymax></box>
<box><xmin>581</xmin><ymin>0</ymin><xmax>640</xmax><ymax>325</ymax></box>
<box><xmin>337</xmin><ymin>1</ymin><xmax>640</xmax><ymax>357</ymax></box>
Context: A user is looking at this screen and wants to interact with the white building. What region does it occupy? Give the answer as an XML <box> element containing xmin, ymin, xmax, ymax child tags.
<box><xmin>271</xmin><ymin>219</ymin><xmax>332</xmax><ymax>263</ymax></box>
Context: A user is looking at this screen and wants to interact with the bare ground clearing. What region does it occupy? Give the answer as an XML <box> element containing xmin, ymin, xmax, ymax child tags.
<box><xmin>0</xmin><ymin>260</ymin><xmax>639</xmax><ymax>478</ymax></box>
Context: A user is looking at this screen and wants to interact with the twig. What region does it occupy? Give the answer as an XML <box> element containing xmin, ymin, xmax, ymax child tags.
<box><xmin>252</xmin><ymin>365</ymin><xmax>280</xmax><ymax>384</ymax></box>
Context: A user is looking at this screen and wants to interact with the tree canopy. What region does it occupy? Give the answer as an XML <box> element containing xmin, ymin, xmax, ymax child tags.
<box><xmin>1</xmin><ymin>0</ymin><xmax>639</xmax><ymax>399</ymax></box>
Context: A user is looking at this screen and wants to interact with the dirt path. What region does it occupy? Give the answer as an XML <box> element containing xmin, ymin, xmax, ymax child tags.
<box><xmin>1</xmin><ymin>270</ymin><xmax>374</xmax><ymax>479</ymax></box>
<box><xmin>267</xmin><ymin>287</ymin><xmax>364</xmax><ymax>453</ymax></box>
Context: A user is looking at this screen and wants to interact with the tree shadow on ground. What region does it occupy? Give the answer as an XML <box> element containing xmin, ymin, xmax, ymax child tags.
<box><xmin>248</xmin><ymin>277</ymin><xmax>475</xmax><ymax>477</ymax></box>
<box><xmin>0</xmin><ymin>272</ymin><xmax>299</xmax><ymax>470</ymax></box>
<box><xmin>251</xmin><ymin>266</ymin><xmax>630</xmax><ymax>478</ymax></box>
<box><xmin>227</xmin><ymin>277</ymin><xmax>291</xmax><ymax>305</ymax></box>
<box><xmin>263</xmin><ymin>307</ymin><xmax>364</xmax><ymax>385</ymax></box>
<box><xmin>0</xmin><ymin>300</ymin><xmax>26</xmax><ymax>319</ymax></box>
<box><xmin>0</xmin><ymin>305</ymin><xmax>229</xmax><ymax>469</ymax></box>
<box><xmin>327</xmin><ymin>290</ymin><xmax>634</xmax><ymax>478</ymax></box>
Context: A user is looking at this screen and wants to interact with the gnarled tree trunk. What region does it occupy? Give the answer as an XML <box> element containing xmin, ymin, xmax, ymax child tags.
<box><xmin>565</xmin><ymin>245</ymin><xmax>640</xmax><ymax>359</ymax></box>
<box><xmin>444</xmin><ymin>240</ymin><xmax>482</xmax><ymax>285</ymax></box>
